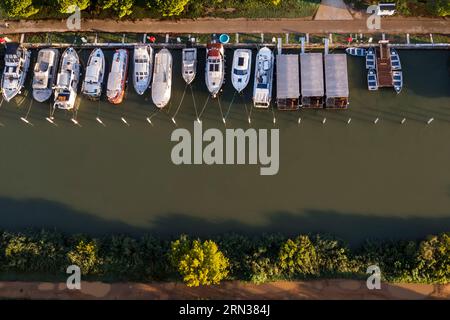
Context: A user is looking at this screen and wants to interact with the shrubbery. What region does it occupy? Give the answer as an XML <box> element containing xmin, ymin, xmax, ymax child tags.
<box><xmin>0</xmin><ymin>230</ymin><xmax>448</xmax><ymax>286</ymax></box>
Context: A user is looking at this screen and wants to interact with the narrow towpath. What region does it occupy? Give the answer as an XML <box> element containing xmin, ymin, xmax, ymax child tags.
<box><xmin>0</xmin><ymin>280</ymin><xmax>448</xmax><ymax>299</ymax></box>
<box><xmin>0</xmin><ymin>17</ymin><xmax>449</xmax><ymax>35</ymax></box>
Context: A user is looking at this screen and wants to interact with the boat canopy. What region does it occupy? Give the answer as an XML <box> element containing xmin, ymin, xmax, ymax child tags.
<box><xmin>325</xmin><ymin>54</ymin><xmax>349</xmax><ymax>98</ymax></box>
<box><xmin>300</xmin><ymin>53</ymin><xmax>324</xmax><ymax>97</ymax></box>
<box><xmin>276</xmin><ymin>54</ymin><xmax>299</xmax><ymax>99</ymax></box>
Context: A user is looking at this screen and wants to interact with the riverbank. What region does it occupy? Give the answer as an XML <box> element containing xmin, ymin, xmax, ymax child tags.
<box><xmin>0</xmin><ymin>280</ymin><xmax>448</xmax><ymax>299</ymax></box>
<box><xmin>0</xmin><ymin>17</ymin><xmax>449</xmax><ymax>35</ymax></box>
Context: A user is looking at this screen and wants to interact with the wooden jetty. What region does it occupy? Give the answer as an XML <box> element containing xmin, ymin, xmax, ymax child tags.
<box><xmin>300</xmin><ymin>52</ymin><xmax>324</xmax><ymax>108</ymax></box>
<box><xmin>276</xmin><ymin>54</ymin><xmax>300</xmax><ymax>111</ymax></box>
<box><xmin>324</xmin><ymin>53</ymin><xmax>349</xmax><ymax>109</ymax></box>
<box><xmin>376</xmin><ymin>40</ymin><xmax>393</xmax><ymax>87</ymax></box>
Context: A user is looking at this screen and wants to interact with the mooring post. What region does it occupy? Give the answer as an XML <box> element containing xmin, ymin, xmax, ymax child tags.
<box><xmin>329</xmin><ymin>33</ymin><xmax>333</xmax><ymax>44</ymax></box>
<box><xmin>143</xmin><ymin>33</ymin><xmax>146</xmax><ymax>43</ymax></box>
<box><xmin>20</xmin><ymin>33</ymin><xmax>25</xmax><ymax>44</ymax></box>
<box><xmin>261</xmin><ymin>33</ymin><xmax>264</xmax><ymax>43</ymax></box>
<box><xmin>235</xmin><ymin>33</ymin><xmax>239</xmax><ymax>43</ymax></box>
<box><xmin>94</xmin><ymin>33</ymin><xmax>98</xmax><ymax>44</ymax></box>
<box><xmin>285</xmin><ymin>33</ymin><xmax>289</xmax><ymax>44</ymax></box>
<box><xmin>122</xmin><ymin>34</ymin><xmax>125</xmax><ymax>44</ymax></box>
<box><xmin>165</xmin><ymin>34</ymin><xmax>169</xmax><ymax>43</ymax></box>
<box><xmin>430</xmin><ymin>33</ymin><xmax>434</xmax><ymax>44</ymax></box>
<box><xmin>382</xmin><ymin>33</ymin><xmax>386</xmax><ymax>40</ymax></box>
<box><xmin>306</xmin><ymin>33</ymin><xmax>309</xmax><ymax>44</ymax></box>
<box><xmin>406</xmin><ymin>33</ymin><xmax>410</xmax><ymax>44</ymax></box>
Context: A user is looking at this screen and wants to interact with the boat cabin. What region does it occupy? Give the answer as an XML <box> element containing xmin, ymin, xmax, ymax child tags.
<box><xmin>324</xmin><ymin>54</ymin><xmax>349</xmax><ymax>109</ymax></box>
<box><xmin>300</xmin><ymin>52</ymin><xmax>324</xmax><ymax>108</ymax></box>
<box><xmin>276</xmin><ymin>54</ymin><xmax>300</xmax><ymax>110</ymax></box>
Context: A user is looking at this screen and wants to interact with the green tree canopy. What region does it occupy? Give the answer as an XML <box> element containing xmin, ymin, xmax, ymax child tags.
<box><xmin>67</xmin><ymin>239</ymin><xmax>102</xmax><ymax>275</ymax></box>
<box><xmin>54</xmin><ymin>0</ymin><xmax>91</xmax><ymax>14</ymax></box>
<box><xmin>152</xmin><ymin>0</ymin><xmax>191</xmax><ymax>17</ymax></box>
<box><xmin>170</xmin><ymin>236</ymin><xmax>229</xmax><ymax>287</ymax></box>
<box><xmin>99</xmin><ymin>0</ymin><xmax>134</xmax><ymax>18</ymax></box>
<box><xmin>426</xmin><ymin>0</ymin><xmax>450</xmax><ymax>17</ymax></box>
<box><xmin>1</xmin><ymin>0</ymin><xmax>39</xmax><ymax>18</ymax></box>
<box><xmin>279</xmin><ymin>235</ymin><xmax>319</xmax><ymax>277</ymax></box>
<box><xmin>414</xmin><ymin>233</ymin><xmax>450</xmax><ymax>283</ymax></box>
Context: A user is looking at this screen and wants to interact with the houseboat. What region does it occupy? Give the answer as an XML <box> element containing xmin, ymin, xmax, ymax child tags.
<box><xmin>1</xmin><ymin>43</ymin><xmax>31</xmax><ymax>102</ymax></box>
<box><xmin>182</xmin><ymin>47</ymin><xmax>197</xmax><ymax>85</ymax></box>
<box><xmin>106</xmin><ymin>49</ymin><xmax>128</xmax><ymax>104</ymax></box>
<box><xmin>205</xmin><ymin>42</ymin><xmax>225</xmax><ymax>98</ymax></box>
<box><xmin>300</xmin><ymin>52</ymin><xmax>324</xmax><ymax>108</ymax></box>
<box><xmin>324</xmin><ymin>53</ymin><xmax>349</xmax><ymax>109</ymax></box>
<box><xmin>133</xmin><ymin>45</ymin><xmax>153</xmax><ymax>95</ymax></box>
<box><xmin>53</xmin><ymin>47</ymin><xmax>80</xmax><ymax>110</ymax></box>
<box><xmin>276</xmin><ymin>53</ymin><xmax>300</xmax><ymax>110</ymax></box>
<box><xmin>252</xmin><ymin>47</ymin><xmax>274</xmax><ymax>108</ymax></box>
<box><xmin>231</xmin><ymin>49</ymin><xmax>252</xmax><ymax>93</ymax></box>
<box><xmin>32</xmin><ymin>48</ymin><xmax>59</xmax><ymax>102</ymax></box>
<box><xmin>82</xmin><ymin>48</ymin><xmax>105</xmax><ymax>100</ymax></box>
<box><xmin>151</xmin><ymin>48</ymin><xmax>172</xmax><ymax>108</ymax></box>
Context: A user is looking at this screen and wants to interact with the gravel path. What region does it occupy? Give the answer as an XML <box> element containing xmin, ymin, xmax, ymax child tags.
<box><xmin>315</xmin><ymin>0</ymin><xmax>354</xmax><ymax>20</ymax></box>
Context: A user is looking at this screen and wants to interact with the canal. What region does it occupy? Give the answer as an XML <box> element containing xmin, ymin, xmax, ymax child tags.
<box><xmin>0</xmin><ymin>48</ymin><xmax>449</xmax><ymax>244</ymax></box>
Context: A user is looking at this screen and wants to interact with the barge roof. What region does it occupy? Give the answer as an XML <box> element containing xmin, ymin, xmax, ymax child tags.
<box><xmin>324</xmin><ymin>54</ymin><xmax>349</xmax><ymax>98</ymax></box>
<box><xmin>300</xmin><ymin>52</ymin><xmax>324</xmax><ymax>97</ymax></box>
<box><xmin>276</xmin><ymin>54</ymin><xmax>299</xmax><ymax>99</ymax></box>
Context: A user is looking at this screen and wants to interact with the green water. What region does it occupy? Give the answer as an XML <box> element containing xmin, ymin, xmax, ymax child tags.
<box><xmin>0</xmin><ymin>49</ymin><xmax>449</xmax><ymax>244</ymax></box>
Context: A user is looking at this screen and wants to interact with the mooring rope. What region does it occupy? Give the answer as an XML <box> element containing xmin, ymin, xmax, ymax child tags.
<box><xmin>217</xmin><ymin>95</ymin><xmax>225</xmax><ymax>125</ymax></box>
<box><xmin>224</xmin><ymin>91</ymin><xmax>237</xmax><ymax>120</ymax></box>
<box><xmin>24</xmin><ymin>97</ymin><xmax>33</xmax><ymax>119</ymax></box>
<box><xmin>189</xmin><ymin>84</ymin><xmax>199</xmax><ymax>120</ymax></box>
<box><xmin>198</xmin><ymin>95</ymin><xmax>210</xmax><ymax>120</ymax></box>
<box><xmin>172</xmin><ymin>83</ymin><xmax>188</xmax><ymax>119</ymax></box>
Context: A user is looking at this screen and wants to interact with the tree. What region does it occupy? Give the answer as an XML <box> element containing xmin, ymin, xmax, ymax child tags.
<box><xmin>170</xmin><ymin>236</ymin><xmax>229</xmax><ymax>287</ymax></box>
<box><xmin>152</xmin><ymin>0</ymin><xmax>191</xmax><ymax>17</ymax></box>
<box><xmin>426</xmin><ymin>0</ymin><xmax>450</xmax><ymax>17</ymax></box>
<box><xmin>67</xmin><ymin>239</ymin><xmax>102</xmax><ymax>275</ymax></box>
<box><xmin>99</xmin><ymin>0</ymin><xmax>134</xmax><ymax>18</ymax></box>
<box><xmin>54</xmin><ymin>0</ymin><xmax>91</xmax><ymax>14</ymax></box>
<box><xmin>279</xmin><ymin>235</ymin><xmax>319</xmax><ymax>277</ymax></box>
<box><xmin>1</xmin><ymin>0</ymin><xmax>39</xmax><ymax>18</ymax></box>
<box><xmin>414</xmin><ymin>233</ymin><xmax>450</xmax><ymax>283</ymax></box>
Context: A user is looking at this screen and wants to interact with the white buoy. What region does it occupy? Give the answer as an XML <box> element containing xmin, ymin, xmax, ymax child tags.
<box><xmin>401</xmin><ymin>118</ymin><xmax>406</xmax><ymax>124</ymax></box>
<box><xmin>222</xmin><ymin>117</ymin><xmax>226</xmax><ymax>124</ymax></box>
<box><xmin>20</xmin><ymin>117</ymin><xmax>32</xmax><ymax>125</ymax></box>
<box><xmin>96</xmin><ymin>117</ymin><xmax>105</xmax><ymax>126</ymax></box>
<box><xmin>298</xmin><ymin>117</ymin><xmax>301</xmax><ymax>124</ymax></box>
<box><xmin>171</xmin><ymin>117</ymin><xmax>177</xmax><ymax>125</ymax></box>
<box><xmin>248</xmin><ymin>117</ymin><xmax>251</xmax><ymax>124</ymax></box>
<box><xmin>322</xmin><ymin>118</ymin><xmax>326</xmax><ymax>124</ymax></box>
<box><xmin>347</xmin><ymin>118</ymin><xmax>352</xmax><ymax>124</ymax></box>
<box><xmin>273</xmin><ymin>117</ymin><xmax>276</xmax><ymax>125</ymax></box>
<box><xmin>45</xmin><ymin>117</ymin><xmax>55</xmax><ymax>125</ymax></box>
<box><xmin>427</xmin><ymin>117</ymin><xmax>434</xmax><ymax>125</ymax></box>
<box><xmin>121</xmin><ymin>117</ymin><xmax>129</xmax><ymax>126</ymax></box>
<box><xmin>197</xmin><ymin>118</ymin><xmax>202</xmax><ymax>124</ymax></box>
<box><xmin>71</xmin><ymin>118</ymin><xmax>79</xmax><ymax>125</ymax></box>
<box><xmin>146</xmin><ymin>117</ymin><xmax>153</xmax><ymax>125</ymax></box>
<box><xmin>374</xmin><ymin>117</ymin><xmax>379</xmax><ymax>124</ymax></box>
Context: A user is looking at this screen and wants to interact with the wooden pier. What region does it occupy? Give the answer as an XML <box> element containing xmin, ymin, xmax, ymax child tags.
<box><xmin>376</xmin><ymin>40</ymin><xmax>393</xmax><ymax>87</ymax></box>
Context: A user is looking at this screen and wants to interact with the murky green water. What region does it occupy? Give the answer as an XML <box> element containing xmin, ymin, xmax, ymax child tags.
<box><xmin>0</xmin><ymin>48</ymin><xmax>449</xmax><ymax>244</ymax></box>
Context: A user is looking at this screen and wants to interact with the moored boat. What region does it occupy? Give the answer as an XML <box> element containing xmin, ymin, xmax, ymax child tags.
<box><xmin>366</xmin><ymin>47</ymin><xmax>376</xmax><ymax>69</ymax></box>
<box><xmin>231</xmin><ymin>49</ymin><xmax>252</xmax><ymax>93</ymax></box>
<box><xmin>106</xmin><ymin>49</ymin><xmax>129</xmax><ymax>104</ymax></box>
<box><xmin>53</xmin><ymin>47</ymin><xmax>80</xmax><ymax>110</ymax></box>
<box><xmin>392</xmin><ymin>70</ymin><xmax>403</xmax><ymax>94</ymax></box>
<box><xmin>133</xmin><ymin>45</ymin><xmax>153</xmax><ymax>95</ymax></box>
<box><xmin>1</xmin><ymin>43</ymin><xmax>31</xmax><ymax>102</ymax></box>
<box><xmin>390</xmin><ymin>48</ymin><xmax>402</xmax><ymax>70</ymax></box>
<box><xmin>151</xmin><ymin>48</ymin><xmax>172</xmax><ymax>108</ymax></box>
<box><xmin>346</xmin><ymin>47</ymin><xmax>366</xmax><ymax>57</ymax></box>
<box><xmin>205</xmin><ymin>42</ymin><xmax>225</xmax><ymax>98</ymax></box>
<box><xmin>367</xmin><ymin>69</ymin><xmax>378</xmax><ymax>91</ymax></box>
<box><xmin>82</xmin><ymin>48</ymin><xmax>105</xmax><ymax>100</ymax></box>
<box><xmin>252</xmin><ymin>47</ymin><xmax>274</xmax><ymax>108</ymax></box>
<box><xmin>32</xmin><ymin>48</ymin><xmax>59</xmax><ymax>102</ymax></box>
<box><xmin>182</xmin><ymin>47</ymin><xmax>197</xmax><ymax>85</ymax></box>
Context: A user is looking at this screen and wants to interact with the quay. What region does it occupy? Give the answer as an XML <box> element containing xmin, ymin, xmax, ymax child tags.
<box><xmin>376</xmin><ymin>40</ymin><xmax>393</xmax><ymax>88</ymax></box>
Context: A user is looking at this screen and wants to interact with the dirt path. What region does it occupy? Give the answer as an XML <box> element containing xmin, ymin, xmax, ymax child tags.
<box><xmin>315</xmin><ymin>0</ymin><xmax>354</xmax><ymax>20</ymax></box>
<box><xmin>0</xmin><ymin>17</ymin><xmax>449</xmax><ymax>35</ymax></box>
<box><xmin>0</xmin><ymin>280</ymin><xmax>448</xmax><ymax>300</ymax></box>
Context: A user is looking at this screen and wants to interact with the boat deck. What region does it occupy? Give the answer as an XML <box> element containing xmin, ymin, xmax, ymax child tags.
<box><xmin>376</xmin><ymin>41</ymin><xmax>393</xmax><ymax>87</ymax></box>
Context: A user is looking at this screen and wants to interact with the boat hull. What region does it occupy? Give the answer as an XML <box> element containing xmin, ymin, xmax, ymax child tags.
<box><xmin>82</xmin><ymin>48</ymin><xmax>105</xmax><ymax>101</ymax></box>
<box><xmin>106</xmin><ymin>49</ymin><xmax>128</xmax><ymax>105</ymax></box>
<box><xmin>33</xmin><ymin>89</ymin><xmax>53</xmax><ymax>103</ymax></box>
<box><xmin>205</xmin><ymin>43</ymin><xmax>225</xmax><ymax>98</ymax></box>
<box><xmin>252</xmin><ymin>47</ymin><xmax>274</xmax><ymax>109</ymax></box>
<box><xmin>182</xmin><ymin>48</ymin><xmax>197</xmax><ymax>85</ymax></box>
<box><xmin>1</xmin><ymin>45</ymin><xmax>31</xmax><ymax>102</ymax></box>
<box><xmin>231</xmin><ymin>49</ymin><xmax>252</xmax><ymax>93</ymax></box>
<box><xmin>53</xmin><ymin>47</ymin><xmax>80</xmax><ymax>110</ymax></box>
<box><xmin>151</xmin><ymin>49</ymin><xmax>172</xmax><ymax>108</ymax></box>
<box><xmin>133</xmin><ymin>45</ymin><xmax>153</xmax><ymax>96</ymax></box>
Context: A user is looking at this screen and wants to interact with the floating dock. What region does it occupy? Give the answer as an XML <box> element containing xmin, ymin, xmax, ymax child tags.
<box><xmin>276</xmin><ymin>54</ymin><xmax>300</xmax><ymax>111</ymax></box>
<box><xmin>300</xmin><ymin>52</ymin><xmax>324</xmax><ymax>108</ymax></box>
<box><xmin>324</xmin><ymin>53</ymin><xmax>349</xmax><ymax>109</ymax></box>
<box><xmin>376</xmin><ymin>40</ymin><xmax>393</xmax><ymax>87</ymax></box>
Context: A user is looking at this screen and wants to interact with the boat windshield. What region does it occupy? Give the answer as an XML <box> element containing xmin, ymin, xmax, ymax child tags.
<box><xmin>233</xmin><ymin>69</ymin><xmax>247</xmax><ymax>76</ymax></box>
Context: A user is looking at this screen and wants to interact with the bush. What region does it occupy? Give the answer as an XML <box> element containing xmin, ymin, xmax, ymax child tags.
<box><xmin>169</xmin><ymin>236</ymin><xmax>229</xmax><ymax>287</ymax></box>
<box><xmin>279</xmin><ymin>235</ymin><xmax>319</xmax><ymax>278</ymax></box>
<box><xmin>313</xmin><ymin>235</ymin><xmax>355</xmax><ymax>276</ymax></box>
<box><xmin>414</xmin><ymin>233</ymin><xmax>450</xmax><ymax>283</ymax></box>
<box><xmin>67</xmin><ymin>238</ymin><xmax>102</xmax><ymax>275</ymax></box>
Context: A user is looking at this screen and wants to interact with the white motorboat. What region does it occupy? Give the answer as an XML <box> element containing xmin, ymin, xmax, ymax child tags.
<box><xmin>366</xmin><ymin>47</ymin><xmax>376</xmax><ymax>70</ymax></box>
<box><xmin>151</xmin><ymin>48</ymin><xmax>172</xmax><ymax>108</ymax></box>
<box><xmin>1</xmin><ymin>43</ymin><xmax>31</xmax><ymax>102</ymax></box>
<box><xmin>390</xmin><ymin>48</ymin><xmax>402</xmax><ymax>70</ymax></box>
<box><xmin>32</xmin><ymin>48</ymin><xmax>59</xmax><ymax>102</ymax></box>
<box><xmin>345</xmin><ymin>47</ymin><xmax>366</xmax><ymax>57</ymax></box>
<box><xmin>106</xmin><ymin>49</ymin><xmax>129</xmax><ymax>104</ymax></box>
<box><xmin>392</xmin><ymin>71</ymin><xmax>403</xmax><ymax>94</ymax></box>
<box><xmin>205</xmin><ymin>42</ymin><xmax>225</xmax><ymax>98</ymax></box>
<box><xmin>252</xmin><ymin>47</ymin><xmax>274</xmax><ymax>108</ymax></box>
<box><xmin>367</xmin><ymin>69</ymin><xmax>378</xmax><ymax>91</ymax></box>
<box><xmin>81</xmin><ymin>48</ymin><xmax>105</xmax><ymax>100</ymax></box>
<box><xmin>53</xmin><ymin>47</ymin><xmax>80</xmax><ymax>110</ymax></box>
<box><xmin>231</xmin><ymin>49</ymin><xmax>252</xmax><ymax>93</ymax></box>
<box><xmin>182</xmin><ymin>47</ymin><xmax>197</xmax><ymax>85</ymax></box>
<box><xmin>133</xmin><ymin>45</ymin><xmax>153</xmax><ymax>95</ymax></box>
